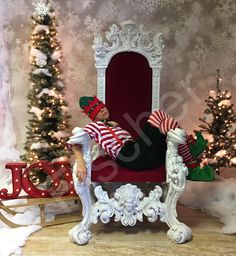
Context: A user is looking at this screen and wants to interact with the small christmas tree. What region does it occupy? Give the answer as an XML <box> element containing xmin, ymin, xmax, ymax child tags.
<box><xmin>22</xmin><ymin>0</ymin><xmax>71</xmax><ymax>164</ymax></box>
<box><xmin>199</xmin><ymin>70</ymin><xmax>236</xmax><ymax>174</ymax></box>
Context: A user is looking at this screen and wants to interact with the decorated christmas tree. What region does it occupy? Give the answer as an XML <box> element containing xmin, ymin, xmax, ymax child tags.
<box><xmin>22</xmin><ymin>0</ymin><xmax>71</xmax><ymax>164</ymax></box>
<box><xmin>199</xmin><ymin>70</ymin><xmax>236</xmax><ymax>174</ymax></box>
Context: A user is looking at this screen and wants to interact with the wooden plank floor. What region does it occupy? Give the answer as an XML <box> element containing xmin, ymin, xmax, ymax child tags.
<box><xmin>23</xmin><ymin>205</ymin><xmax>236</xmax><ymax>256</ymax></box>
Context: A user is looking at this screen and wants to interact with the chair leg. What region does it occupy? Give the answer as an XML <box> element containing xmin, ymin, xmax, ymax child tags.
<box><xmin>69</xmin><ymin>183</ymin><xmax>93</xmax><ymax>245</ymax></box>
<box><xmin>164</xmin><ymin>184</ymin><xmax>192</xmax><ymax>243</ymax></box>
<box><xmin>164</xmin><ymin>130</ymin><xmax>192</xmax><ymax>243</ymax></box>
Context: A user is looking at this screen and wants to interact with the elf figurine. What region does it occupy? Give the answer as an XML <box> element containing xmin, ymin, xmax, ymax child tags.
<box><xmin>68</xmin><ymin>96</ymin><xmax>215</xmax><ymax>182</ymax></box>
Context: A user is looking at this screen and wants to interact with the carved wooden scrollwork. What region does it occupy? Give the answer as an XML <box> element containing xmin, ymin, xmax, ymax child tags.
<box><xmin>93</xmin><ymin>21</ymin><xmax>164</xmax><ymax>67</ymax></box>
<box><xmin>92</xmin><ymin>184</ymin><xmax>167</xmax><ymax>226</ymax></box>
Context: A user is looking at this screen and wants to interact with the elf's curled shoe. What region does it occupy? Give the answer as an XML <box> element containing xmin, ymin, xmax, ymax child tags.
<box><xmin>187</xmin><ymin>164</ymin><xmax>215</xmax><ymax>182</ymax></box>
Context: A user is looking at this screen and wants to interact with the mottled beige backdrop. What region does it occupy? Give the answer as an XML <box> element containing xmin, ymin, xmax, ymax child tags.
<box><xmin>5</xmin><ymin>0</ymin><xmax>236</xmax><ymax>156</ymax></box>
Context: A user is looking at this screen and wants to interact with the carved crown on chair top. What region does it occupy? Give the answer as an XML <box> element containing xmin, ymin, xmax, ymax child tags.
<box><xmin>92</xmin><ymin>20</ymin><xmax>164</xmax><ymax>68</ymax></box>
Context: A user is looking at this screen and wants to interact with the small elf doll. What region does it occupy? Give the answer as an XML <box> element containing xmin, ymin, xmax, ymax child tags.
<box><xmin>68</xmin><ymin>96</ymin><xmax>215</xmax><ymax>182</ymax></box>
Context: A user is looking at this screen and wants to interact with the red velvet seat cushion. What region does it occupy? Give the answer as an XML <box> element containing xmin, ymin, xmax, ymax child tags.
<box><xmin>91</xmin><ymin>155</ymin><xmax>166</xmax><ymax>183</ymax></box>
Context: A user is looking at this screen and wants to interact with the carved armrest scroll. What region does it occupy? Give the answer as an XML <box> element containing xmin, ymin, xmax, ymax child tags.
<box><xmin>166</xmin><ymin>128</ymin><xmax>189</xmax><ymax>189</ymax></box>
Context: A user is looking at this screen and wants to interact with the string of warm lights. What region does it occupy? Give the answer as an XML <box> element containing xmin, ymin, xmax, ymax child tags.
<box><xmin>22</xmin><ymin>1</ymin><xmax>71</xmax><ymax>184</ymax></box>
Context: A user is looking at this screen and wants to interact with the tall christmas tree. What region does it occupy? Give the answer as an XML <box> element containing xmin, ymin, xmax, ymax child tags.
<box><xmin>23</xmin><ymin>0</ymin><xmax>71</xmax><ymax>163</ymax></box>
<box><xmin>199</xmin><ymin>70</ymin><xmax>236</xmax><ymax>174</ymax></box>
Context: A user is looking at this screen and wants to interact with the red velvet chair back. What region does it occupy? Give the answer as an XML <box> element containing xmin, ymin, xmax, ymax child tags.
<box><xmin>105</xmin><ymin>52</ymin><xmax>152</xmax><ymax>139</ymax></box>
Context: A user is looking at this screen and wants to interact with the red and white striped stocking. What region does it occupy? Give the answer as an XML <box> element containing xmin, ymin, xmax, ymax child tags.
<box><xmin>147</xmin><ymin>110</ymin><xmax>195</xmax><ymax>163</ymax></box>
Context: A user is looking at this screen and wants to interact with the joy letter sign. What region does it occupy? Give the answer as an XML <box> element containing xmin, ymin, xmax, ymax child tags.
<box><xmin>0</xmin><ymin>161</ymin><xmax>76</xmax><ymax>199</ymax></box>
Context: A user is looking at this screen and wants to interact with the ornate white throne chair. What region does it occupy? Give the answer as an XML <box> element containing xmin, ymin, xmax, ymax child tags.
<box><xmin>69</xmin><ymin>21</ymin><xmax>192</xmax><ymax>245</ymax></box>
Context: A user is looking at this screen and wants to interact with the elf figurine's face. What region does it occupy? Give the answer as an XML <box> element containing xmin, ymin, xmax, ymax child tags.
<box><xmin>94</xmin><ymin>106</ymin><xmax>110</xmax><ymax>121</ymax></box>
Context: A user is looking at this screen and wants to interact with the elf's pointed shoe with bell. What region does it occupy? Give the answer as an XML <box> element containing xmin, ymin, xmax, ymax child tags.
<box><xmin>187</xmin><ymin>164</ymin><xmax>215</xmax><ymax>182</ymax></box>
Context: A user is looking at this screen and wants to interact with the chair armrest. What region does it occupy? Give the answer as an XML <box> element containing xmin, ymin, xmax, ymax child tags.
<box><xmin>166</xmin><ymin>128</ymin><xmax>189</xmax><ymax>187</ymax></box>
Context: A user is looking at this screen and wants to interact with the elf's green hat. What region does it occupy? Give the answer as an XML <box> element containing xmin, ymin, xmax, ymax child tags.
<box><xmin>79</xmin><ymin>96</ymin><xmax>105</xmax><ymax>121</ymax></box>
<box><xmin>189</xmin><ymin>131</ymin><xmax>208</xmax><ymax>158</ymax></box>
<box><xmin>79</xmin><ymin>96</ymin><xmax>94</xmax><ymax>108</ymax></box>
